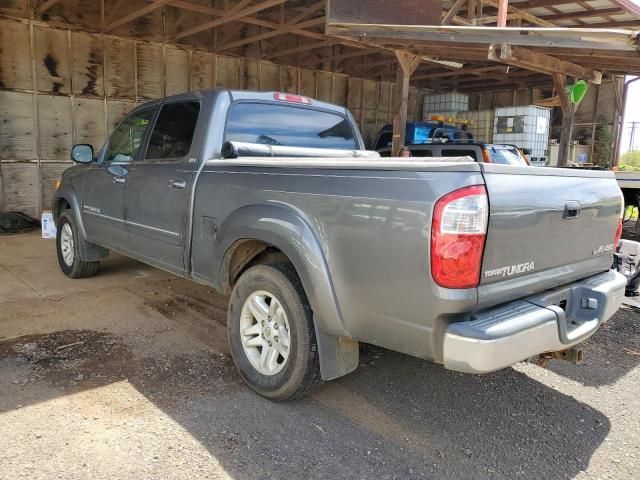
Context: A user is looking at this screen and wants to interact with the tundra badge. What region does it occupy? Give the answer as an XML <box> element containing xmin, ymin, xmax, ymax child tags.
<box><xmin>484</xmin><ymin>262</ymin><xmax>535</xmax><ymax>279</ymax></box>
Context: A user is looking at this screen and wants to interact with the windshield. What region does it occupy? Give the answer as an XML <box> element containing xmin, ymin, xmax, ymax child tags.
<box><xmin>488</xmin><ymin>145</ymin><xmax>528</xmax><ymax>166</ymax></box>
<box><xmin>226</xmin><ymin>103</ymin><xmax>357</xmax><ymax>149</ymax></box>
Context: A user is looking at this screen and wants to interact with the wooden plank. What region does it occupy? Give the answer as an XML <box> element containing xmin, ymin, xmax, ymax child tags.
<box><xmin>74</xmin><ymin>97</ymin><xmax>107</xmax><ymax>151</ymax></box>
<box><xmin>71</xmin><ymin>32</ymin><xmax>104</xmax><ymax>97</ymax></box>
<box><xmin>1</xmin><ymin>163</ymin><xmax>40</xmax><ymax>218</ymax></box>
<box><xmin>0</xmin><ymin>0</ymin><xmax>30</xmax><ymax>17</ymax></box>
<box><xmin>391</xmin><ymin>51</ymin><xmax>420</xmax><ymax>157</ymax></box>
<box><xmin>107</xmin><ymin>100</ymin><xmax>136</xmax><ymax>134</ymax></box>
<box><xmin>34</xmin><ymin>26</ymin><xmax>70</xmax><ymax>94</ymax></box>
<box><xmin>481</xmin><ymin>0</ymin><xmax>556</xmax><ymax>27</ymax></box>
<box><xmin>136</xmin><ymin>43</ymin><xmax>163</xmax><ymax>99</ymax></box>
<box><xmin>326</xmin><ymin>0</ymin><xmax>442</xmax><ymax>27</ymax></box>
<box><xmin>0</xmin><ymin>91</ymin><xmax>37</xmax><ymax>161</ymax></box>
<box><xmin>219</xmin><ymin>17</ymin><xmax>326</xmax><ymax>52</ymax></box>
<box><xmin>105</xmin><ymin>38</ymin><xmax>136</xmax><ymax>98</ymax></box>
<box><xmin>259</xmin><ymin>62</ymin><xmax>280</xmax><ymax>91</ymax></box>
<box><xmin>104</xmin><ymin>0</ymin><xmax>174</xmax><ymax>32</ymax></box>
<box><xmin>299</xmin><ymin>69</ymin><xmax>315</xmax><ymax>98</ymax></box>
<box><xmin>0</xmin><ymin>19</ymin><xmax>32</xmax><ymax>90</ymax></box>
<box><xmin>174</xmin><ymin>0</ymin><xmax>286</xmax><ymax>40</ymax></box>
<box><xmin>326</xmin><ymin>23</ymin><xmax>640</xmax><ymax>51</ymax></box>
<box><xmin>443</xmin><ymin>0</ymin><xmax>469</xmax><ymax>26</ymax></box>
<box><xmin>216</xmin><ymin>56</ymin><xmax>239</xmax><ymax>88</ymax></box>
<box><xmin>242</xmin><ymin>59</ymin><xmax>260</xmax><ymax>91</ymax></box>
<box><xmin>332</xmin><ymin>74</ymin><xmax>349</xmax><ymax>106</ymax></box>
<box><xmin>191</xmin><ymin>51</ymin><xmax>215</xmax><ymax>91</ymax></box>
<box><xmin>280</xmin><ymin>65</ymin><xmax>298</xmax><ymax>93</ymax></box>
<box><xmin>316</xmin><ymin>72</ymin><xmax>333</xmax><ymax>102</ymax></box>
<box><xmin>34</xmin><ymin>0</ymin><xmax>61</xmax><ymax>17</ymax></box>
<box><xmin>40</xmin><ymin>162</ymin><xmax>71</xmax><ymax>211</ymax></box>
<box><xmin>37</xmin><ymin>95</ymin><xmax>72</xmax><ymax>160</ymax></box>
<box><xmin>489</xmin><ymin>44</ymin><xmax>602</xmax><ymax>84</ymax></box>
<box><xmin>165</xmin><ymin>46</ymin><xmax>190</xmax><ymax>95</ymax></box>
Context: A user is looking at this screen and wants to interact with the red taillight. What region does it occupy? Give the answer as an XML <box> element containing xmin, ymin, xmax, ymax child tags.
<box><xmin>614</xmin><ymin>219</ymin><xmax>623</xmax><ymax>246</ymax></box>
<box><xmin>614</xmin><ymin>192</ymin><xmax>624</xmax><ymax>246</ymax></box>
<box><xmin>431</xmin><ymin>185</ymin><xmax>488</xmax><ymax>289</ymax></box>
<box><xmin>273</xmin><ymin>92</ymin><xmax>312</xmax><ymax>105</ymax></box>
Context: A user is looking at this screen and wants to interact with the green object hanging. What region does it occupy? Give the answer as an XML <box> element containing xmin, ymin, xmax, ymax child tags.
<box><xmin>565</xmin><ymin>80</ymin><xmax>588</xmax><ymax>104</ymax></box>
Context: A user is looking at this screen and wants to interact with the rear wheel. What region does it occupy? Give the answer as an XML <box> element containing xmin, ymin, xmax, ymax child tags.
<box><xmin>227</xmin><ymin>262</ymin><xmax>323</xmax><ymax>401</ymax></box>
<box><xmin>56</xmin><ymin>209</ymin><xmax>99</xmax><ymax>279</ymax></box>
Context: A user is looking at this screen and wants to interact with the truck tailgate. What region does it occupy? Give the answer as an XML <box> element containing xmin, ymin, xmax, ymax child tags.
<box><xmin>478</xmin><ymin>164</ymin><xmax>622</xmax><ymax>308</ymax></box>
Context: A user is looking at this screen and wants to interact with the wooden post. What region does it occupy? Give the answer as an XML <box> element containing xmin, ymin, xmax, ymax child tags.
<box><xmin>391</xmin><ymin>51</ymin><xmax>420</xmax><ymax>157</ymax></box>
<box><xmin>497</xmin><ymin>0</ymin><xmax>508</xmax><ymax>27</ymax></box>
<box><xmin>553</xmin><ymin>73</ymin><xmax>573</xmax><ymax>167</ymax></box>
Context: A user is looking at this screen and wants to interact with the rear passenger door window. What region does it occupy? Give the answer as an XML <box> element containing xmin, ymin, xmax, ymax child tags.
<box><xmin>145</xmin><ymin>102</ymin><xmax>200</xmax><ymax>160</ymax></box>
<box><xmin>441</xmin><ymin>149</ymin><xmax>478</xmax><ymax>161</ymax></box>
<box><xmin>411</xmin><ymin>149</ymin><xmax>433</xmax><ymax>157</ymax></box>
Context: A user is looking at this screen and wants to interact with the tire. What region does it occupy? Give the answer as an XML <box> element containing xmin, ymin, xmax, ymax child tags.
<box><xmin>56</xmin><ymin>209</ymin><xmax>100</xmax><ymax>279</ymax></box>
<box><xmin>227</xmin><ymin>262</ymin><xmax>323</xmax><ymax>401</ymax></box>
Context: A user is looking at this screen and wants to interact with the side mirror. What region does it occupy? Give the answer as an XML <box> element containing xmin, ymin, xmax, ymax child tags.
<box><xmin>71</xmin><ymin>144</ymin><xmax>94</xmax><ymax>163</ymax></box>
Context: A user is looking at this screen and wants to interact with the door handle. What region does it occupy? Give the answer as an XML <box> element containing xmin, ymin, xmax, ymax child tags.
<box><xmin>113</xmin><ymin>176</ymin><xmax>126</xmax><ymax>185</ymax></box>
<box><xmin>168</xmin><ymin>179</ymin><xmax>186</xmax><ymax>190</ymax></box>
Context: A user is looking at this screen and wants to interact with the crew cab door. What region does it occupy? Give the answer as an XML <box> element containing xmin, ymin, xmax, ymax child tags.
<box><xmin>82</xmin><ymin>106</ymin><xmax>156</xmax><ymax>249</ymax></box>
<box><xmin>123</xmin><ymin>100</ymin><xmax>202</xmax><ymax>274</ymax></box>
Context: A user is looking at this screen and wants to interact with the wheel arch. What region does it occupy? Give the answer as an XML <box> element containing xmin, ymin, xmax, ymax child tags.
<box><xmin>217</xmin><ymin>205</ymin><xmax>346</xmax><ymax>335</ymax></box>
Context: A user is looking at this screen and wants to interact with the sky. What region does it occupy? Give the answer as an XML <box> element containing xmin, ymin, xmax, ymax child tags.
<box><xmin>621</xmin><ymin>76</ymin><xmax>640</xmax><ymax>153</ymax></box>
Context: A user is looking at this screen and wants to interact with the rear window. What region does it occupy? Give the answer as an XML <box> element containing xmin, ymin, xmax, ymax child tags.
<box><xmin>410</xmin><ymin>149</ymin><xmax>433</xmax><ymax>157</ymax></box>
<box><xmin>375</xmin><ymin>132</ymin><xmax>393</xmax><ymax>150</ymax></box>
<box><xmin>442</xmin><ymin>149</ymin><xmax>478</xmax><ymax>161</ymax></box>
<box><xmin>488</xmin><ymin>145</ymin><xmax>528</xmax><ymax>165</ymax></box>
<box><xmin>225</xmin><ymin>103</ymin><xmax>357</xmax><ymax>150</ymax></box>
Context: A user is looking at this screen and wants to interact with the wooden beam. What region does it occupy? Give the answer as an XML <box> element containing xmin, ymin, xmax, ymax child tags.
<box><xmin>34</xmin><ymin>0</ymin><xmax>60</xmax><ymax>17</ymax></box>
<box><xmin>572</xmin><ymin>19</ymin><xmax>640</xmax><ymax>28</ymax></box>
<box><xmin>268</xmin><ymin>39</ymin><xmax>336</xmax><ymax>59</ymax></box>
<box><xmin>218</xmin><ymin>1</ymin><xmax>325</xmax><ymax>51</ymax></box>
<box><xmin>481</xmin><ymin>0</ymin><xmax>556</xmax><ymax>27</ymax></box>
<box><xmin>219</xmin><ymin>17</ymin><xmax>325</xmax><ymax>51</ymax></box>
<box><xmin>392</xmin><ymin>51</ymin><xmax>421</xmax><ymax>157</ymax></box>
<box><xmin>488</xmin><ymin>44</ymin><xmax>603</xmax><ymax>83</ymax></box>
<box><xmin>538</xmin><ymin>7</ymin><xmax>623</xmax><ymax>21</ymax></box>
<box><xmin>553</xmin><ymin>73</ymin><xmax>573</xmax><ymax>167</ymax></box>
<box><xmin>174</xmin><ymin>0</ymin><xmax>286</xmax><ymax>40</ymax></box>
<box><xmin>104</xmin><ymin>0</ymin><xmax>174</xmax><ymax>32</ymax></box>
<box><xmin>497</xmin><ymin>0</ymin><xmax>509</xmax><ymax>27</ymax></box>
<box><xmin>442</xmin><ymin>0</ymin><xmax>469</xmax><ymax>25</ymax></box>
<box><xmin>413</xmin><ymin>65</ymin><xmax>507</xmax><ymax>80</ymax></box>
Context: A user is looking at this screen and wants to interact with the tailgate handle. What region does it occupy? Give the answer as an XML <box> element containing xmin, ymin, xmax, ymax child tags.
<box><xmin>564</xmin><ymin>201</ymin><xmax>581</xmax><ymax>219</ymax></box>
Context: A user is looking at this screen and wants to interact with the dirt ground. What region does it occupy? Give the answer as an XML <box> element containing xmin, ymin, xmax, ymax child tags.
<box><xmin>1</xmin><ymin>231</ymin><xmax>639</xmax><ymax>480</ymax></box>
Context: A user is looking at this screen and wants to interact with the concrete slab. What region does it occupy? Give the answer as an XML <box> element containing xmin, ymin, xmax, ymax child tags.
<box><xmin>0</xmin><ymin>232</ymin><xmax>169</xmax><ymax>299</ymax></box>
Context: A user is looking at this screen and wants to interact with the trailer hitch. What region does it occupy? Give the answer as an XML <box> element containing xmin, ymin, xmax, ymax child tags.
<box><xmin>537</xmin><ymin>347</ymin><xmax>584</xmax><ymax>367</ymax></box>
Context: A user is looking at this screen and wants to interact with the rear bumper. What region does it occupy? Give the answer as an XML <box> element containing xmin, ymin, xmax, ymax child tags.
<box><xmin>443</xmin><ymin>270</ymin><xmax>627</xmax><ymax>374</ymax></box>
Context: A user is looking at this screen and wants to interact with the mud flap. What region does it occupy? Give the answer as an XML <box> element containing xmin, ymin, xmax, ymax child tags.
<box><xmin>314</xmin><ymin>320</ymin><xmax>359</xmax><ymax>381</ymax></box>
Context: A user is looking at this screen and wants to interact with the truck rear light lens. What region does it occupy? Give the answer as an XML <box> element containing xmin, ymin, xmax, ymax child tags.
<box><xmin>273</xmin><ymin>92</ymin><xmax>312</xmax><ymax>105</ymax></box>
<box><xmin>431</xmin><ymin>185</ymin><xmax>488</xmax><ymax>289</ymax></box>
<box><xmin>614</xmin><ymin>220</ymin><xmax>623</xmax><ymax>246</ymax></box>
<box><xmin>614</xmin><ymin>192</ymin><xmax>624</xmax><ymax>246</ymax></box>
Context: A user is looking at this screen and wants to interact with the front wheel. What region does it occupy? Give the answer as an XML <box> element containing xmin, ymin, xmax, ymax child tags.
<box><xmin>227</xmin><ymin>262</ymin><xmax>323</xmax><ymax>401</ymax></box>
<box><xmin>56</xmin><ymin>209</ymin><xmax>99</xmax><ymax>279</ymax></box>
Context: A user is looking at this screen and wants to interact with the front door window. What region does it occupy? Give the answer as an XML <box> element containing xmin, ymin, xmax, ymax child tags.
<box><xmin>104</xmin><ymin>108</ymin><xmax>155</xmax><ymax>163</ymax></box>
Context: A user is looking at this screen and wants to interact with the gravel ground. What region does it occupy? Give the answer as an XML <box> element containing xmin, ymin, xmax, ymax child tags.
<box><xmin>0</xmin><ymin>232</ymin><xmax>639</xmax><ymax>480</ymax></box>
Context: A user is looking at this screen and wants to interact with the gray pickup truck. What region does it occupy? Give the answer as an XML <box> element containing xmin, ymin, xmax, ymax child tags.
<box><xmin>53</xmin><ymin>89</ymin><xmax>627</xmax><ymax>401</ymax></box>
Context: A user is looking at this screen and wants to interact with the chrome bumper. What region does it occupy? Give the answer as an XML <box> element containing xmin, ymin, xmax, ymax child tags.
<box><xmin>443</xmin><ymin>270</ymin><xmax>627</xmax><ymax>374</ymax></box>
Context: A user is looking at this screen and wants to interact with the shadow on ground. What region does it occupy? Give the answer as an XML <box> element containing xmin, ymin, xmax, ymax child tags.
<box><xmin>0</xmin><ymin>328</ymin><xmax>611</xmax><ymax>479</ymax></box>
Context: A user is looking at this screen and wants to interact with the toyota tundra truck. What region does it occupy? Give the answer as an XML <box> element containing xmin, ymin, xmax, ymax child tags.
<box><xmin>53</xmin><ymin>89</ymin><xmax>627</xmax><ymax>401</ymax></box>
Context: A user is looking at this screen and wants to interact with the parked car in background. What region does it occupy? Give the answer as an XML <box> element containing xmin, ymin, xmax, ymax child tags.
<box><xmin>378</xmin><ymin>141</ymin><xmax>530</xmax><ymax>166</ymax></box>
<box><xmin>373</xmin><ymin>120</ymin><xmax>474</xmax><ymax>151</ymax></box>
<box><xmin>54</xmin><ymin>89</ymin><xmax>626</xmax><ymax>401</ymax></box>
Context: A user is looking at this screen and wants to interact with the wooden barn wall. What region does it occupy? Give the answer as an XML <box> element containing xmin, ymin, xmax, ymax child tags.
<box><xmin>0</xmin><ymin>16</ymin><xmax>425</xmax><ymax>218</ymax></box>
